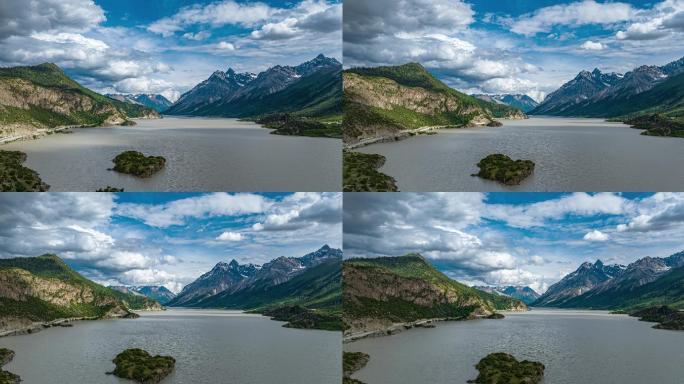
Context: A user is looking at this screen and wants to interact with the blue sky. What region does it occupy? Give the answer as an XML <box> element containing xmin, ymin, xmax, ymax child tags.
<box><xmin>0</xmin><ymin>0</ymin><xmax>341</xmax><ymax>101</ymax></box>
<box><xmin>0</xmin><ymin>192</ymin><xmax>341</xmax><ymax>292</ymax></box>
<box><xmin>344</xmin><ymin>192</ymin><xmax>684</xmax><ymax>293</ymax></box>
<box><xmin>344</xmin><ymin>0</ymin><xmax>684</xmax><ymax>101</ymax></box>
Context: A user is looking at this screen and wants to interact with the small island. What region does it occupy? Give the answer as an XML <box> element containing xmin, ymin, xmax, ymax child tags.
<box><xmin>630</xmin><ymin>306</ymin><xmax>684</xmax><ymax>330</ymax></box>
<box><xmin>468</xmin><ymin>352</ymin><xmax>545</xmax><ymax>384</ymax></box>
<box><xmin>256</xmin><ymin>113</ymin><xmax>342</xmax><ymax>138</ymax></box>
<box><xmin>343</xmin><ymin>351</ymin><xmax>370</xmax><ymax>384</ymax></box>
<box><xmin>0</xmin><ymin>348</ymin><xmax>21</xmax><ymax>384</ymax></box>
<box><xmin>487</xmin><ymin>121</ymin><xmax>503</xmax><ymax>127</ymax></box>
<box><xmin>111</xmin><ymin>151</ymin><xmax>166</xmax><ymax>178</ymax></box>
<box><xmin>0</xmin><ymin>150</ymin><xmax>50</xmax><ymax>191</ymax></box>
<box><xmin>343</xmin><ymin>151</ymin><xmax>398</xmax><ymax>192</ymax></box>
<box><xmin>96</xmin><ymin>186</ymin><xmax>125</xmax><ymax>192</ymax></box>
<box><xmin>623</xmin><ymin>114</ymin><xmax>684</xmax><ymax>138</ymax></box>
<box><xmin>473</xmin><ymin>154</ymin><xmax>535</xmax><ymax>185</ymax></box>
<box><xmin>108</xmin><ymin>348</ymin><xmax>175</xmax><ymax>384</ymax></box>
<box><xmin>262</xmin><ymin>305</ymin><xmax>342</xmax><ymax>331</ymax></box>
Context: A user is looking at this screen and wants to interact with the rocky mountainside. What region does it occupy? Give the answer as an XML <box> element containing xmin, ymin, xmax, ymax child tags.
<box><xmin>106</xmin><ymin>94</ymin><xmax>173</xmax><ymax>113</ymax></box>
<box><xmin>473</xmin><ymin>94</ymin><xmax>539</xmax><ymax>113</ymax></box>
<box><xmin>167</xmin><ymin>245</ymin><xmax>342</xmax><ymax>308</ymax></box>
<box><xmin>0</xmin><ymin>255</ymin><xmax>161</xmax><ymax>332</ymax></box>
<box><xmin>531</xmin><ymin>56</ymin><xmax>684</xmax><ymax>117</ymax></box>
<box><xmin>343</xmin><ymin>63</ymin><xmax>525</xmax><ymax>145</ymax></box>
<box><xmin>535</xmin><ymin>250</ymin><xmax>684</xmax><ymax>309</ymax></box>
<box><xmin>343</xmin><ymin>254</ymin><xmax>526</xmax><ymax>334</ymax></box>
<box><xmin>165</xmin><ymin>54</ymin><xmax>341</xmax><ymax>118</ymax></box>
<box><xmin>534</xmin><ymin>260</ymin><xmax>625</xmax><ymax>306</ymax></box>
<box><xmin>0</xmin><ymin>63</ymin><xmax>159</xmax><ymax>140</ymax></box>
<box><xmin>109</xmin><ymin>285</ymin><xmax>176</xmax><ymax>305</ymax></box>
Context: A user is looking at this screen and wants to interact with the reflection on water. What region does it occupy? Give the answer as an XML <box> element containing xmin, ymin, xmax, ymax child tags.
<box><xmin>358</xmin><ymin>117</ymin><xmax>684</xmax><ymax>191</ymax></box>
<box><xmin>3</xmin><ymin>117</ymin><xmax>341</xmax><ymax>191</ymax></box>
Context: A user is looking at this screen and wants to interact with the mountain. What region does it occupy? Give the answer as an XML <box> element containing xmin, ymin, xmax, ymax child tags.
<box><xmin>167</xmin><ymin>245</ymin><xmax>342</xmax><ymax>309</ymax></box>
<box><xmin>107</xmin><ymin>94</ymin><xmax>173</xmax><ymax>113</ymax></box>
<box><xmin>165</xmin><ymin>54</ymin><xmax>341</xmax><ymax>119</ymax></box>
<box><xmin>109</xmin><ymin>285</ymin><xmax>176</xmax><ymax>305</ymax></box>
<box><xmin>0</xmin><ymin>255</ymin><xmax>161</xmax><ymax>332</ymax></box>
<box><xmin>535</xmin><ymin>250</ymin><xmax>684</xmax><ymax>309</ymax></box>
<box><xmin>0</xmin><ymin>63</ymin><xmax>160</xmax><ymax>140</ymax></box>
<box><xmin>343</xmin><ymin>254</ymin><xmax>526</xmax><ymax>334</ymax></box>
<box><xmin>534</xmin><ymin>260</ymin><xmax>625</xmax><ymax>307</ymax></box>
<box><xmin>343</xmin><ymin>63</ymin><xmax>525</xmax><ymax>145</ymax></box>
<box><xmin>473</xmin><ymin>94</ymin><xmax>539</xmax><ymax>113</ymax></box>
<box><xmin>473</xmin><ymin>285</ymin><xmax>540</xmax><ymax>305</ymax></box>
<box><xmin>531</xmin><ymin>56</ymin><xmax>684</xmax><ymax>118</ymax></box>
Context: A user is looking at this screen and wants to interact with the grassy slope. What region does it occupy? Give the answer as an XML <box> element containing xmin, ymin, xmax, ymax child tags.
<box><xmin>0</xmin><ymin>255</ymin><xmax>156</xmax><ymax>321</ymax></box>
<box><xmin>0</xmin><ymin>63</ymin><xmax>155</xmax><ymax>127</ymax></box>
<box><xmin>344</xmin><ymin>254</ymin><xmax>523</xmax><ymax>322</ymax></box>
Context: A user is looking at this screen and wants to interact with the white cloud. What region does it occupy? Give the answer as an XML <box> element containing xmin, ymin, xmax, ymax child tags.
<box><xmin>0</xmin><ymin>0</ymin><xmax>106</xmax><ymax>40</ymax></box>
<box><xmin>182</xmin><ymin>31</ymin><xmax>211</xmax><ymax>41</ymax></box>
<box><xmin>216</xmin><ymin>231</ymin><xmax>243</xmax><ymax>241</ymax></box>
<box><xmin>580</xmin><ymin>40</ymin><xmax>605</xmax><ymax>50</ymax></box>
<box><xmin>616</xmin><ymin>0</ymin><xmax>684</xmax><ymax>41</ymax></box>
<box><xmin>217</xmin><ymin>41</ymin><xmax>235</xmax><ymax>50</ymax></box>
<box><xmin>584</xmin><ymin>230</ymin><xmax>609</xmax><ymax>241</ymax></box>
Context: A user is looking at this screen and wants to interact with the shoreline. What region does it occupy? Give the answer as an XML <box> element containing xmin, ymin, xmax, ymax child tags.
<box><xmin>0</xmin><ymin>125</ymin><xmax>77</xmax><ymax>145</ymax></box>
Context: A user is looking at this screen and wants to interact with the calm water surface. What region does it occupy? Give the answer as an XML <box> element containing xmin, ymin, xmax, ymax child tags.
<box><xmin>345</xmin><ymin>309</ymin><xmax>684</xmax><ymax>384</ymax></box>
<box><xmin>357</xmin><ymin>117</ymin><xmax>684</xmax><ymax>191</ymax></box>
<box><xmin>2</xmin><ymin>117</ymin><xmax>341</xmax><ymax>191</ymax></box>
<box><xmin>1</xmin><ymin>309</ymin><xmax>341</xmax><ymax>384</ymax></box>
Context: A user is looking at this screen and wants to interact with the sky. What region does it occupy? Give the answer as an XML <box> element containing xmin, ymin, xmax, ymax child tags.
<box><xmin>343</xmin><ymin>0</ymin><xmax>684</xmax><ymax>102</ymax></box>
<box><xmin>0</xmin><ymin>0</ymin><xmax>342</xmax><ymax>101</ymax></box>
<box><xmin>0</xmin><ymin>192</ymin><xmax>342</xmax><ymax>293</ymax></box>
<box><xmin>344</xmin><ymin>192</ymin><xmax>684</xmax><ymax>294</ymax></box>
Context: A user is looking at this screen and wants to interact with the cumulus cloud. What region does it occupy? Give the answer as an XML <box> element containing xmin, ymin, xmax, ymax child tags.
<box><xmin>580</xmin><ymin>40</ymin><xmax>606</xmax><ymax>50</ymax></box>
<box><xmin>616</xmin><ymin>0</ymin><xmax>684</xmax><ymax>41</ymax></box>
<box><xmin>0</xmin><ymin>0</ymin><xmax>106</xmax><ymax>40</ymax></box>
<box><xmin>252</xmin><ymin>192</ymin><xmax>342</xmax><ymax>231</ymax></box>
<box><xmin>584</xmin><ymin>230</ymin><xmax>609</xmax><ymax>241</ymax></box>
<box><xmin>182</xmin><ymin>31</ymin><xmax>211</xmax><ymax>41</ymax></box>
<box><xmin>216</xmin><ymin>231</ymin><xmax>243</xmax><ymax>241</ymax></box>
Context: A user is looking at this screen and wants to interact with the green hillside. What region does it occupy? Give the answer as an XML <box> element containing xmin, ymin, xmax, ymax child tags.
<box><xmin>0</xmin><ymin>63</ymin><xmax>158</xmax><ymax>129</ymax></box>
<box><xmin>344</xmin><ymin>254</ymin><xmax>525</xmax><ymax>324</ymax></box>
<box><xmin>0</xmin><ymin>254</ymin><xmax>159</xmax><ymax>322</ymax></box>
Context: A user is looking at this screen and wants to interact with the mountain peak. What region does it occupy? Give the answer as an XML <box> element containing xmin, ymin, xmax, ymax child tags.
<box><xmin>228</xmin><ymin>259</ymin><xmax>239</xmax><ymax>268</ymax></box>
<box><xmin>594</xmin><ymin>259</ymin><xmax>604</xmax><ymax>268</ymax></box>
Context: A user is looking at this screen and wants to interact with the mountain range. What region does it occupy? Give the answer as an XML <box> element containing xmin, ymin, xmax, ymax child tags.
<box><xmin>109</xmin><ymin>285</ymin><xmax>176</xmax><ymax>305</ymax></box>
<box><xmin>474</xmin><ymin>285</ymin><xmax>541</xmax><ymax>305</ymax></box>
<box><xmin>342</xmin><ymin>62</ymin><xmax>525</xmax><ymax>145</ymax></box>
<box><xmin>165</xmin><ymin>54</ymin><xmax>342</xmax><ymax>119</ymax></box>
<box><xmin>534</xmin><ymin>250</ymin><xmax>684</xmax><ymax>309</ymax></box>
<box><xmin>343</xmin><ymin>254</ymin><xmax>526</xmax><ymax>335</ymax></box>
<box><xmin>0</xmin><ymin>63</ymin><xmax>159</xmax><ymax>140</ymax></box>
<box><xmin>472</xmin><ymin>94</ymin><xmax>539</xmax><ymax>113</ymax></box>
<box><xmin>167</xmin><ymin>245</ymin><xmax>342</xmax><ymax>311</ymax></box>
<box><xmin>531</xmin><ymin>56</ymin><xmax>684</xmax><ymax>120</ymax></box>
<box><xmin>106</xmin><ymin>94</ymin><xmax>173</xmax><ymax>113</ymax></box>
<box><xmin>0</xmin><ymin>255</ymin><xmax>161</xmax><ymax>334</ymax></box>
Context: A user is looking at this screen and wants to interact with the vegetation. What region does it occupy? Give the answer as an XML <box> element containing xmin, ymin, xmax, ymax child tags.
<box><xmin>629</xmin><ymin>306</ymin><xmax>684</xmax><ymax>330</ymax></box>
<box><xmin>0</xmin><ymin>150</ymin><xmax>49</xmax><ymax>191</ymax></box>
<box><xmin>262</xmin><ymin>305</ymin><xmax>342</xmax><ymax>331</ymax></box>
<box><xmin>473</xmin><ymin>154</ymin><xmax>535</xmax><ymax>185</ymax></box>
<box><xmin>343</xmin><ymin>151</ymin><xmax>398</xmax><ymax>192</ymax></box>
<box><xmin>623</xmin><ymin>114</ymin><xmax>684</xmax><ymax>137</ymax></box>
<box><xmin>0</xmin><ymin>348</ymin><xmax>19</xmax><ymax>384</ymax></box>
<box><xmin>96</xmin><ymin>186</ymin><xmax>124</xmax><ymax>192</ymax></box>
<box><xmin>468</xmin><ymin>353</ymin><xmax>545</xmax><ymax>384</ymax></box>
<box><xmin>256</xmin><ymin>113</ymin><xmax>341</xmax><ymax>138</ymax></box>
<box><xmin>109</xmin><ymin>348</ymin><xmax>175</xmax><ymax>384</ymax></box>
<box><xmin>112</xmin><ymin>151</ymin><xmax>166</xmax><ymax>178</ymax></box>
<box><xmin>343</xmin><ymin>352</ymin><xmax>369</xmax><ymax>384</ymax></box>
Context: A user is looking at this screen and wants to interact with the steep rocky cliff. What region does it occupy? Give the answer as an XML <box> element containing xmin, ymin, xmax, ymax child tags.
<box><xmin>0</xmin><ymin>255</ymin><xmax>161</xmax><ymax>332</ymax></box>
<box><xmin>343</xmin><ymin>63</ymin><xmax>525</xmax><ymax>145</ymax></box>
<box><xmin>343</xmin><ymin>254</ymin><xmax>526</xmax><ymax>334</ymax></box>
<box><xmin>0</xmin><ymin>63</ymin><xmax>159</xmax><ymax>141</ymax></box>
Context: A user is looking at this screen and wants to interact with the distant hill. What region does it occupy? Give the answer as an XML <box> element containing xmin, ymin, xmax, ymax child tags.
<box><xmin>531</xmin><ymin>56</ymin><xmax>684</xmax><ymax>120</ymax></box>
<box><xmin>0</xmin><ymin>63</ymin><xmax>159</xmax><ymax>140</ymax></box>
<box><xmin>534</xmin><ymin>250</ymin><xmax>684</xmax><ymax>310</ymax></box>
<box><xmin>0</xmin><ymin>255</ymin><xmax>161</xmax><ymax>330</ymax></box>
<box><xmin>107</xmin><ymin>94</ymin><xmax>173</xmax><ymax>113</ymax></box>
<box><xmin>165</xmin><ymin>54</ymin><xmax>341</xmax><ymax>119</ymax></box>
<box><xmin>109</xmin><ymin>285</ymin><xmax>176</xmax><ymax>305</ymax></box>
<box><xmin>343</xmin><ymin>254</ymin><xmax>526</xmax><ymax>333</ymax></box>
<box><xmin>474</xmin><ymin>285</ymin><xmax>541</xmax><ymax>305</ymax></box>
<box><xmin>343</xmin><ymin>63</ymin><xmax>525</xmax><ymax>145</ymax></box>
<box><xmin>473</xmin><ymin>94</ymin><xmax>539</xmax><ymax>113</ymax></box>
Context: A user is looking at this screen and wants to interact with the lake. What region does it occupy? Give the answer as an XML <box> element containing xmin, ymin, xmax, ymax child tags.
<box><xmin>345</xmin><ymin>309</ymin><xmax>684</xmax><ymax>384</ymax></box>
<box><xmin>1</xmin><ymin>309</ymin><xmax>341</xmax><ymax>384</ymax></box>
<box><xmin>357</xmin><ymin>117</ymin><xmax>684</xmax><ymax>191</ymax></box>
<box><xmin>2</xmin><ymin>117</ymin><xmax>341</xmax><ymax>191</ymax></box>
